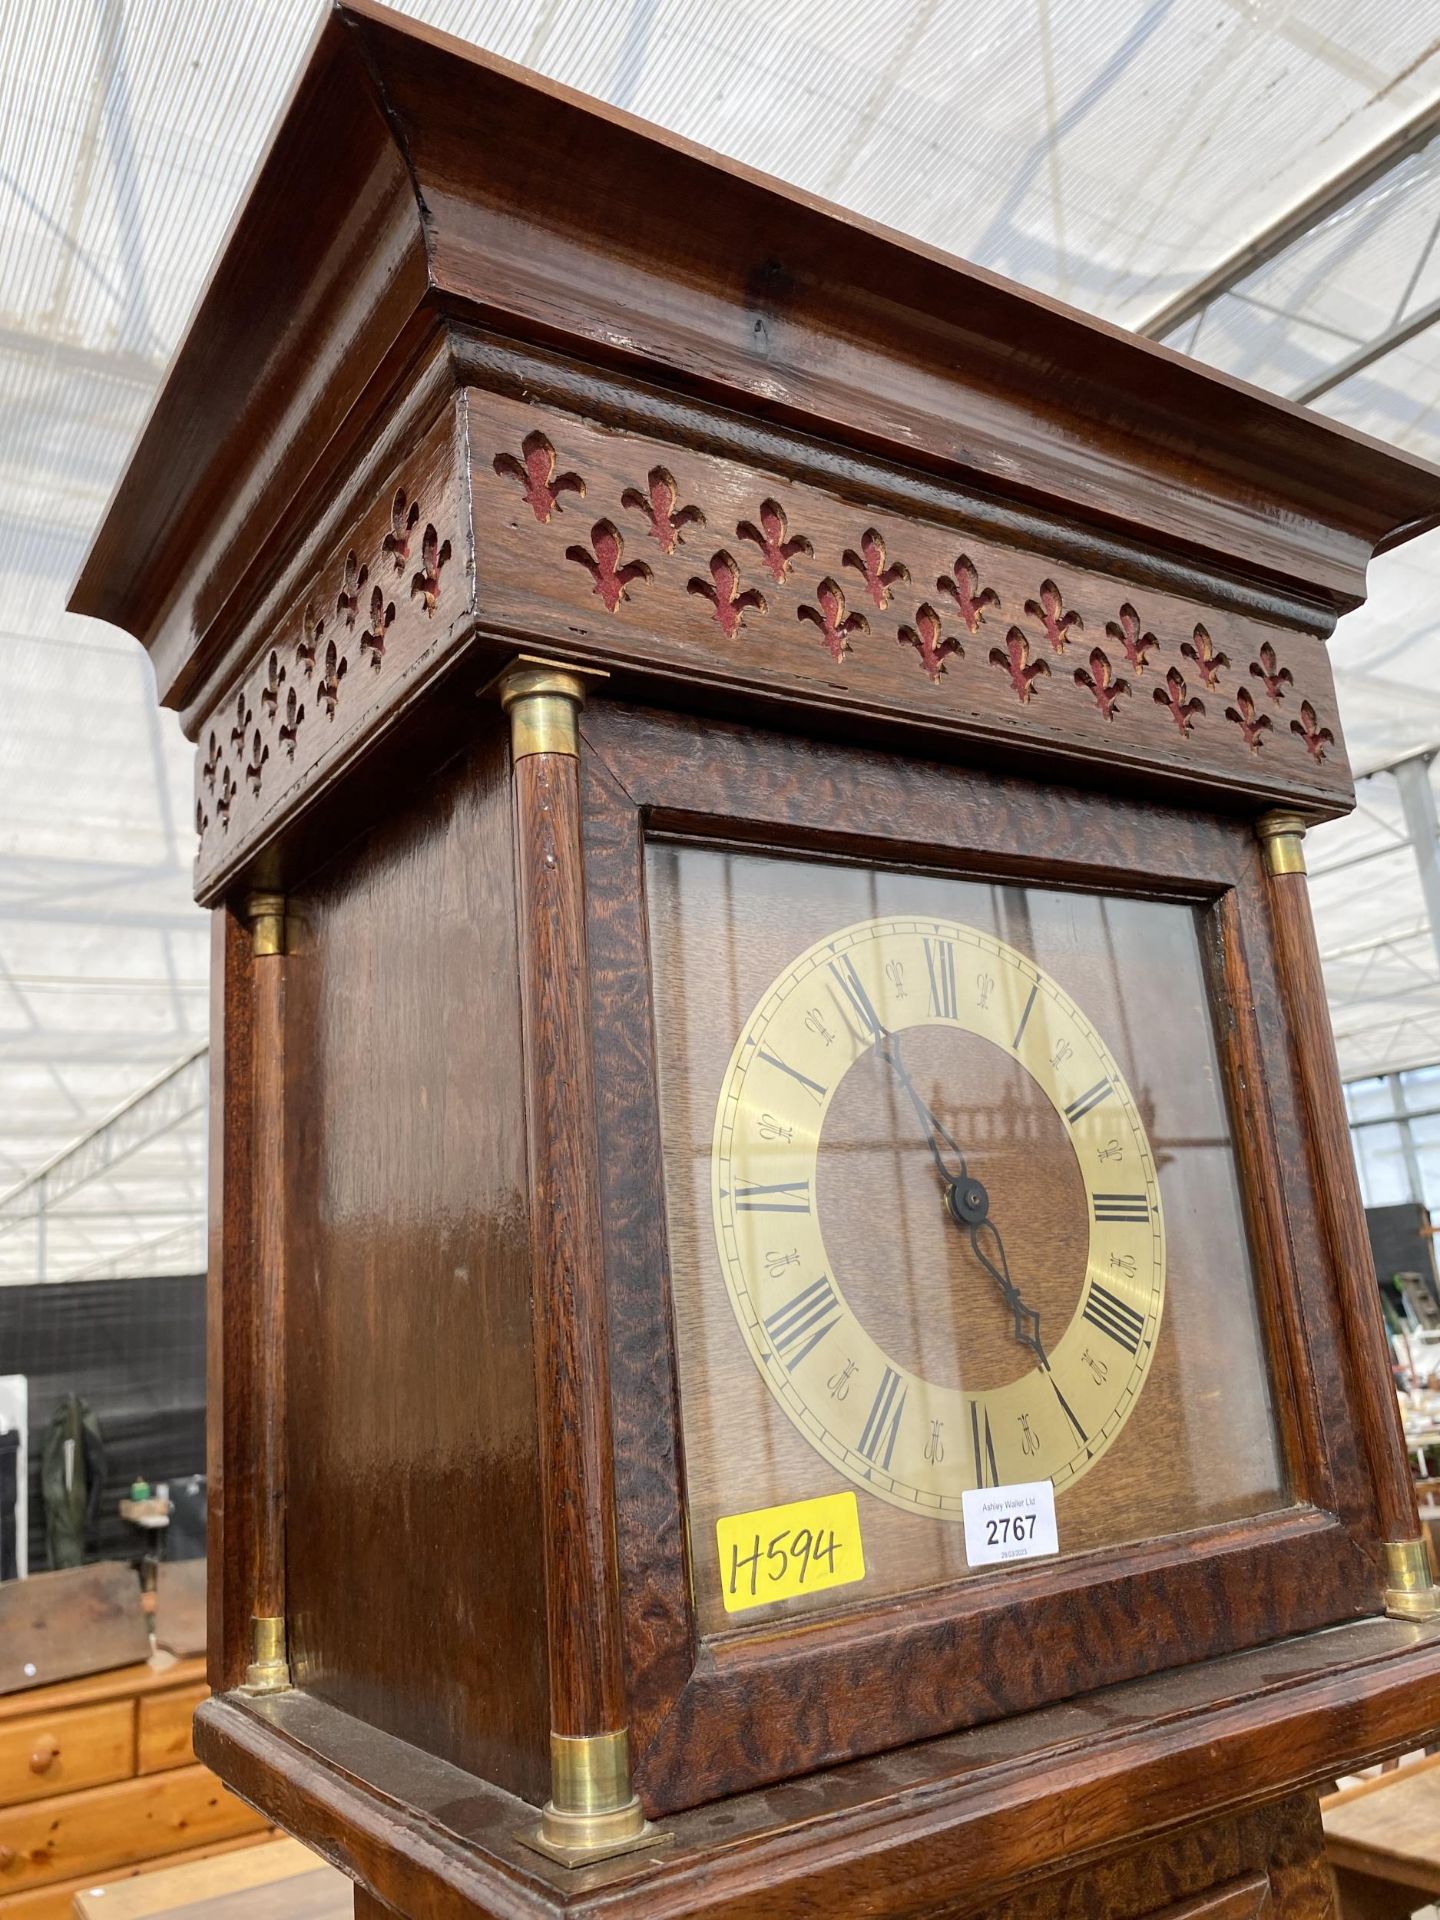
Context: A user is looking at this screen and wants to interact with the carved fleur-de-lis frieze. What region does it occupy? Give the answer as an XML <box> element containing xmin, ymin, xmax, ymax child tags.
<box><xmin>296</xmin><ymin>602</ymin><xmax>322</xmax><ymax>676</ymax></box>
<box><xmin>409</xmin><ymin>525</ymin><xmax>452</xmax><ymax>616</ymax></box>
<box><xmin>566</xmin><ymin>518</ymin><xmax>653</xmax><ymax>614</ymax></box>
<box><xmin>279</xmin><ymin>687</ymin><xmax>305</xmax><ymax>758</ymax></box>
<box><xmin>1154</xmin><ymin>667</ymin><xmax>1205</xmax><ymax>736</ymax></box>
<box><xmin>937</xmin><ymin>555</ymin><xmax>1001</xmax><ymax>634</ymax></box>
<box><xmin>1181</xmin><ymin>622</ymin><xmax>1229</xmax><ymax>689</ymax></box>
<box><xmin>990</xmin><ymin>626</ymin><xmax>1050</xmax><ymax>704</ymax></box>
<box><xmin>798</xmin><ymin>578</ymin><xmax>868</xmax><ymax>664</ymax></box>
<box><xmin>687</xmin><ymin>550</ymin><xmax>768</xmax><ymax>640</ymax></box>
<box><xmin>245</xmin><ymin>728</ymin><xmax>269</xmax><ymax>793</ymax></box>
<box><xmin>361</xmin><ymin>586</ymin><xmax>395</xmax><ymax>665</ymax></box>
<box><xmin>383</xmin><ymin>489</ymin><xmax>421</xmax><ymax>570</ymax></box>
<box><xmin>1025</xmin><ymin>578</ymin><xmax>1083</xmax><ymax>654</ymax></box>
<box><xmin>337</xmin><ymin>551</ymin><xmax>368</xmax><ymax>629</ymax></box>
<box><xmin>216</xmin><ymin>764</ymin><xmax>235</xmax><ymax>829</ymax></box>
<box><xmin>897</xmin><ymin>603</ymin><xmax>962</xmax><ymax>683</ymax></box>
<box><xmin>201</xmin><ymin>731</ymin><xmax>221</xmax><ymax>789</ymax></box>
<box><xmin>195</xmin><ymin>798</ymin><xmax>209</xmax><ymax>839</ymax></box>
<box><xmin>229</xmin><ymin>690</ymin><xmax>253</xmax><ymax>749</ymax></box>
<box><xmin>621</xmin><ymin>466</ymin><xmax>705</xmax><ymax>555</ymax></box>
<box><xmin>842</xmin><ymin>528</ymin><xmax>909</xmax><ymax>610</ymax></box>
<box><xmin>493</xmin><ymin>431</ymin><xmax>585</xmax><ymax>523</ymax></box>
<box><xmin>260</xmin><ymin>650</ymin><xmax>286</xmax><ymax>719</ymax></box>
<box><xmin>736</xmin><ymin>499</ymin><xmax>813</xmax><ymax>584</ymax></box>
<box><xmin>1073</xmin><ymin>647</ymin><xmax>1129</xmax><ymax>720</ymax></box>
<box><xmin>1224</xmin><ymin>685</ymin><xmax>1272</xmax><ymax>753</ymax></box>
<box><xmin>1250</xmin><ymin>641</ymin><xmax>1294</xmax><ymax>702</ymax></box>
<box><xmin>1104</xmin><ymin>603</ymin><xmax>1157</xmax><ymax>675</ymax></box>
<box><xmin>318</xmin><ymin>640</ymin><xmax>348</xmax><ymax>719</ymax></box>
<box><xmin>1290</xmin><ymin>699</ymin><xmax>1335</xmax><ymax>762</ymax></box>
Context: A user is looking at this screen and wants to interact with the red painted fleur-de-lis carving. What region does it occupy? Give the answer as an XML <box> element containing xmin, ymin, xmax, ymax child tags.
<box><xmin>337</xmin><ymin>552</ymin><xmax>368</xmax><ymax>629</ymax></box>
<box><xmin>621</xmin><ymin>466</ymin><xmax>705</xmax><ymax>555</ymax></box>
<box><xmin>566</xmin><ymin>518</ymin><xmax>653</xmax><ymax>614</ymax></box>
<box><xmin>1250</xmin><ymin>641</ymin><xmax>1294</xmax><ymax>702</ymax></box>
<box><xmin>937</xmin><ymin>555</ymin><xmax>1001</xmax><ymax>634</ymax></box>
<box><xmin>201</xmin><ymin>731</ymin><xmax>221</xmax><ymax>789</ymax></box>
<box><xmin>736</xmin><ymin>499</ymin><xmax>813</xmax><ymax>584</ymax></box>
<box><xmin>493</xmin><ymin>431</ymin><xmax>585</xmax><ymax>523</ymax></box>
<box><xmin>1290</xmin><ymin>700</ymin><xmax>1335</xmax><ymax>762</ymax></box>
<box><xmin>1154</xmin><ymin>667</ymin><xmax>1205</xmax><ymax>736</ymax></box>
<box><xmin>383</xmin><ymin>490</ymin><xmax>420</xmax><ymax>570</ymax></box>
<box><xmin>799</xmin><ymin>578</ymin><xmax>868</xmax><ymax>664</ymax></box>
<box><xmin>897</xmin><ymin>603</ymin><xmax>962</xmax><ymax>683</ymax></box>
<box><xmin>216</xmin><ymin>764</ymin><xmax>235</xmax><ymax>829</ymax></box>
<box><xmin>260</xmin><ymin>651</ymin><xmax>286</xmax><ymax>719</ymax></box>
<box><xmin>1025</xmin><ymin>578</ymin><xmax>1083</xmax><ymax>653</ymax></box>
<box><xmin>245</xmin><ymin>728</ymin><xmax>269</xmax><ymax>793</ymax></box>
<box><xmin>1104</xmin><ymin>603</ymin><xmax>1157</xmax><ymax>674</ymax></box>
<box><xmin>989</xmin><ymin>626</ymin><xmax>1050</xmax><ymax>704</ymax></box>
<box><xmin>1073</xmin><ymin>648</ymin><xmax>1129</xmax><ymax>720</ymax></box>
<box><xmin>279</xmin><ymin>687</ymin><xmax>304</xmax><ymax>757</ymax></box>
<box><xmin>842</xmin><ymin>528</ymin><xmax>910</xmax><ymax>610</ymax></box>
<box><xmin>319</xmin><ymin>639</ymin><xmax>347</xmax><ymax>718</ymax></box>
<box><xmin>410</xmin><ymin>525</ymin><xmax>452</xmax><ymax>616</ymax></box>
<box><xmin>1181</xmin><ymin>622</ymin><xmax>1229</xmax><ymax>689</ymax></box>
<box><xmin>1224</xmin><ymin>685</ymin><xmax>1272</xmax><ymax>753</ymax></box>
<box><xmin>296</xmin><ymin>602</ymin><xmax>322</xmax><ymax>676</ymax></box>
<box><xmin>362</xmin><ymin>586</ymin><xmax>395</xmax><ymax>664</ymax></box>
<box><xmin>229</xmin><ymin>690</ymin><xmax>252</xmax><ymax>749</ymax></box>
<box><xmin>687</xmin><ymin>550</ymin><xmax>768</xmax><ymax>640</ymax></box>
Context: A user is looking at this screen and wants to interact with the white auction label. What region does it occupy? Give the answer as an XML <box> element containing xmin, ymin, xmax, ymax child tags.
<box><xmin>962</xmin><ymin>1481</ymin><xmax>1059</xmax><ymax>1566</ymax></box>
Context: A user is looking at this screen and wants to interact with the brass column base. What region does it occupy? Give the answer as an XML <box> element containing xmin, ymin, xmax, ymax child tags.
<box><xmin>1383</xmin><ymin>1539</ymin><xmax>1440</xmax><ymax>1620</ymax></box>
<box><xmin>516</xmin><ymin>1729</ymin><xmax>672</xmax><ymax>1868</ymax></box>
<box><xmin>240</xmin><ymin>1615</ymin><xmax>292</xmax><ymax>1693</ymax></box>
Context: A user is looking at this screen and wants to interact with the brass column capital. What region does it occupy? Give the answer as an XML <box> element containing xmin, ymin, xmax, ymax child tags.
<box><xmin>1256</xmin><ymin>810</ymin><xmax>1308</xmax><ymax>877</ymax></box>
<box><xmin>1383</xmin><ymin>1538</ymin><xmax>1440</xmax><ymax>1620</ymax></box>
<box><xmin>241</xmin><ymin>1614</ymin><xmax>291</xmax><ymax>1693</ymax></box>
<box><xmin>243</xmin><ymin>891</ymin><xmax>287</xmax><ymax>957</ymax></box>
<box><xmin>497</xmin><ymin>656</ymin><xmax>607</xmax><ymax>761</ymax></box>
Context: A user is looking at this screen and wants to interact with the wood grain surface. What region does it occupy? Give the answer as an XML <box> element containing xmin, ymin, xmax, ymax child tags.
<box><xmin>279</xmin><ymin>728</ymin><xmax>548</xmax><ymax>1803</ymax></box>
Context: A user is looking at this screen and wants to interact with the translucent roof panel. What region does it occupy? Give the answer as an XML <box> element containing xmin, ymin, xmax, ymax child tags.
<box><xmin>5</xmin><ymin>0</ymin><xmax>1440</xmax><ymax>1281</ymax></box>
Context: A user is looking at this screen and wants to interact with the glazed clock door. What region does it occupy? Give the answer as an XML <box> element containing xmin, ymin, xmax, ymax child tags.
<box><xmin>646</xmin><ymin>842</ymin><xmax>1287</xmax><ymax>1635</ymax></box>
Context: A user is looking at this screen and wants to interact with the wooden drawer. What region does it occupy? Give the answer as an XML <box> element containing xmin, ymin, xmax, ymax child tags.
<box><xmin>0</xmin><ymin>1701</ymin><xmax>132</xmax><ymax>1808</ymax></box>
<box><xmin>0</xmin><ymin>1764</ymin><xmax>266</xmax><ymax>1893</ymax></box>
<box><xmin>136</xmin><ymin>1685</ymin><xmax>206</xmax><ymax>1775</ymax></box>
<box><xmin>0</xmin><ymin>1831</ymin><xmax>277</xmax><ymax>1918</ymax></box>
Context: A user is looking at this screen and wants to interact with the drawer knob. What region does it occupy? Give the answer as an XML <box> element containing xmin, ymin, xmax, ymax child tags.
<box><xmin>28</xmin><ymin>1736</ymin><xmax>59</xmax><ymax>1773</ymax></box>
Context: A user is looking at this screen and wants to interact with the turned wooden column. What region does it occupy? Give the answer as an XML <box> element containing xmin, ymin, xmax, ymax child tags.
<box><xmin>1257</xmin><ymin>811</ymin><xmax>1439</xmax><ymax>1618</ymax></box>
<box><xmin>240</xmin><ymin>890</ymin><xmax>291</xmax><ymax>1690</ymax></box>
<box><xmin>501</xmin><ymin>662</ymin><xmax>669</xmax><ymax>1865</ymax></box>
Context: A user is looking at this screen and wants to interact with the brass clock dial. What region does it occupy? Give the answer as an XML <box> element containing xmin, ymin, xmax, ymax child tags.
<box><xmin>712</xmin><ymin>915</ymin><xmax>1166</xmax><ymax>1516</ymax></box>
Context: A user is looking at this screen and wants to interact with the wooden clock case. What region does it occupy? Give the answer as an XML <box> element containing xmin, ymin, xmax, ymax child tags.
<box><xmin>71</xmin><ymin>5</ymin><xmax>1440</xmax><ymax>1914</ymax></box>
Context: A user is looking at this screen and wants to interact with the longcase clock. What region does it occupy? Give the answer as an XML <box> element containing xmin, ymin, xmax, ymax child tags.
<box><xmin>69</xmin><ymin>5</ymin><xmax>1440</xmax><ymax>1916</ymax></box>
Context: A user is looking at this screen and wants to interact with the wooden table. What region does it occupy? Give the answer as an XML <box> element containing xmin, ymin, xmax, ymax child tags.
<box><xmin>71</xmin><ymin>1837</ymin><xmax>350</xmax><ymax>1918</ymax></box>
<box><xmin>1322</xmin><ymin>1753</ymin><xmax>1440</xmax><ymax>1919</ymax></box>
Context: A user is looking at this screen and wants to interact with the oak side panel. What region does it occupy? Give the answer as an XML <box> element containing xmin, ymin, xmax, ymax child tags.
<box><xmin>280</xmin><ymin>726</ymin><xmax>548</xmax><ymax>1802</ymax></box>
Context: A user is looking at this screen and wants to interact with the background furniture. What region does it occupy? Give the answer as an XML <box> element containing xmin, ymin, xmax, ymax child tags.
<box><xmin>73</xmin><ymin>1835</ymin><xmax>348</xmax><ymax>1920</ymax></box>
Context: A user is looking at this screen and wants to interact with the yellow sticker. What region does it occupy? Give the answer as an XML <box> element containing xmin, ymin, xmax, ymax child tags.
<box><xmin>716</xmin><ymin>1491</ymin><xmax>865</xmax><ymax>1614</ymax></box>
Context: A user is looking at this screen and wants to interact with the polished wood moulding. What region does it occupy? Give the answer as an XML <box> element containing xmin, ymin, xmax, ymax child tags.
<box><xmin>70</xmin><ymin>1</ymin><xmax>1440</xmax><ymax>1915</ymax></box>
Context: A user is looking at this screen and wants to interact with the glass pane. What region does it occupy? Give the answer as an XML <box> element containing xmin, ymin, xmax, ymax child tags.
<box><xmin>646</xmin><ymin>844</ymin><xmax>1287</xmax><ymax>1638</ymax></box>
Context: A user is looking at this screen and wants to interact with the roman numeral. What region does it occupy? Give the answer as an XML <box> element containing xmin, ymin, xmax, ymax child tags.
<box><xmin>1012</xmin><ymin>983</ymin><xmax>1038</xmax><ymax>1049</ymax></box>
<box><xmin>828</xmin><ymin>955</ymin><xmax>884</xmax><ymax>1040</ymax></box>
<box><xmin>758</xmin><ymin>1048</ymin><xmax>827</xmax><ymax>1105</ymax></box>
<box><xmin>735</xmin><ymin>1179</ymin><xmax>812</xmax><ymax>1214</ymax></box>
<box><xmin>1065</xmin><ymin>1078</ymin><xmax>1112</xmax><ymax>1125</ymax></box>
<box><xmin>763</xmin><ymin>1275</ymin><xmax>841</xmax><ymax>1369</ymax></box>
<box><xmin>857</xmin><ymin>1367</ymin><xmax>907</xmax><ymax>1470</ymax></box>
<box><xmin>970</xmin><ymin>1399</ymin><xmax>999</xmax><ymax>1486</ymax></box>
<box><xmin>1092</xmin><ymin>1192</ymin><xmax>1150</xmax><ymax>1223</ymax></box>
<box><xmin>1083</xmin><ymin>1281</ymin><xmax>1146</xmax><ymax>1355</ymax></box>
<box><xmin>924</xmin><ymin>937</ymin><xmax>958</xmax><ymax>1020</ymax></box>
